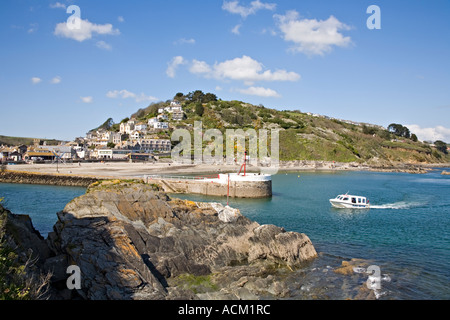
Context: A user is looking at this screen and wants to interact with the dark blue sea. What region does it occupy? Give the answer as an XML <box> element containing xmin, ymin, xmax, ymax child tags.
<box><xmin>1</xmin><ymin>168</ymin><xmax>449</xmax><ymax>299</ymax></box>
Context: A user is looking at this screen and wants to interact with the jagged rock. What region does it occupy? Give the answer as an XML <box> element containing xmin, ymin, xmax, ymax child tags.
<box><xmin>0</xmin><ymin>204</ymin><xmax>51</xmax><ymax>267</ymax></box>
<box><xmin>4</xmin><ymin>181</ymin><xmax>318</xmax><ymax>300</ymax></box>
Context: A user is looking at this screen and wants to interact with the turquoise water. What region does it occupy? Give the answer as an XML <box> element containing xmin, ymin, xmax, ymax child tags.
<box><xmin>0</xmin><ymin>169</ymin><xmax>449</xmax><ymax>299</ymax></box>
<box><xmin>0</xmin><ymin>183</ymin><xmax>86</xmax><ymax>237</ymax></box>
<box><xmin>174</xmin><ymin>169</ymin><xmax>450</xmax><ymax>300</ymax></box>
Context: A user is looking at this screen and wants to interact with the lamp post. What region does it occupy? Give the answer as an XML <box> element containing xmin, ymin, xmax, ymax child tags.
<box><xmin>55</xmin><ymin>149</ymin><xmax>59</xmax><ymax>173</ymax></box>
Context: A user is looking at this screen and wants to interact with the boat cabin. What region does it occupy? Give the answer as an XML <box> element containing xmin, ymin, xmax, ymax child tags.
<box><xmin>335</xmin><ymin>195</ymin><xmax>368</xmax><ymax>205</ymax></box>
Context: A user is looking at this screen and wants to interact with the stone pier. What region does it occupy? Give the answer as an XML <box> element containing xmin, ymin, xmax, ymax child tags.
<box><xmin>145</xmin><ymin>173</ymin><xmax>272</xmax><ymax>198</ymax></box>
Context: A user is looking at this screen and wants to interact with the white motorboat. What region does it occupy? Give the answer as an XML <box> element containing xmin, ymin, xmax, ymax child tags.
<box><xmin>329</xmin><ymin>193</ymin><xmax>370</xmax><ymax>209</ymax></box>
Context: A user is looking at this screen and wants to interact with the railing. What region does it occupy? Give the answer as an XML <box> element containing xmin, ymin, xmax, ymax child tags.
<box><xmin>144</xmin><ymin>174</ymin><xmax>219</xmax><ymax>181</ymax></box>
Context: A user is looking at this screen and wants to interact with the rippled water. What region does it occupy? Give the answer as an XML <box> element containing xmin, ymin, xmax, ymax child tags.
<box><xmin>0</xmin><ymin>183</ymin><xmax>86</xmax><ymax>237</ymax></box>
<box><xmin>175</xmin><ymin>169</ymin><xmax>450</xmax><ymax>300</ymax></box>
<box><xmin>0</xmin><ymin>169</ymin><xmax>449</xmax><ymax>299</ymax></box>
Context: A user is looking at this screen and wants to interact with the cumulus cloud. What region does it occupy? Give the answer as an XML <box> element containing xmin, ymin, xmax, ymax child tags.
<box><xmin>189</xmin><ymin>59</ymin><xmax>212</xmax><ymax>74</ymax></box>
<box><xmin>406</xmin><ymin>124</ymin><xmax>450</xmax><ymax>143</ymax></box>
<box><xmin>238</xmin><ymin>86</ymin><xmax>281</xmax><ymax>97</ymax></box>
<box><xmin>274</xmin><ymin>10</ymin><xmax>352</xmax><ymax>56</ymax></box>
<box><xmin>80</xmin><ymin>96</ymin><xmax>93</xmax><ymax>103</ymax></box>
<box><xmin>118</xmin><ymin>16</ymin><xmax>125</xmax><ymax>23</ymax></box>
<box><xmin>50</xmin><ymin>2</ymin><xmax>66</xmax><ymax>9</ymax></box>
<box><xmin>27</xmin><ymin>23</ymin><xmax>38</xmax><ymax>34</ymax></box>
<box><xmin>166</xmin><ymin>56</ymin><xmax>186</xmax><ymax>78</ymax></box>
<box><xmin>222</xmin><ymin>0</ymin><xmax>276</xmax><ymax>19</ymax></box>
<box><xmin>96</xmin><ymin>40</ymin><xmax>112</xmax><ymax>50</ymax></box>
<box><xmin>50</xmin><ymin>76</ymin><xmax>62</xmax><ymax>84</ymax></box>
<box><xmin>189</xmin><ymin>55</ymin><xmax>300</xmax><ymax>83</ymax></box>
<box><xmin>174</xmin><ymin>38</ymin><xmax>196</xmax><ymax>45</ymax></box>
<box><xmin>54</xmin><ymin>19</ymin><xmax>120</xmax><ymax>42</ymax></box>
<box><xmin>106</xmin><ymin>90</ymin><xmax>158</xmax><ymax>103</ymax></box>
<box><xmin>231</xmin><ymin>24</ymin><xmax>242</xmax><ymax>35</ymax></box>
<box><xmin>31</xmin><ymin>77</ymin><xmax>42</xmax><ymax>84</ymax></box>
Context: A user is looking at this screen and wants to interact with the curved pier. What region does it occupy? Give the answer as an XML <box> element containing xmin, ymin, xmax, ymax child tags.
<box><xmin>145</xmin><ymin>173</ymin><xmax>272</xmax><ymax>198</ymax></box>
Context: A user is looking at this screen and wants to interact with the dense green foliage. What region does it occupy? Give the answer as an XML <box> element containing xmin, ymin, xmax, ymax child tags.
<box><xmin>90</xmin><ymin>91</ymin><xmax>450</xmax><ymax>164</ymax></box>
<box><xmin>0</xmin><ymin>204</ymin><xmax>30</xmax><ymax>300</ymax></box>
<box><xmin>0</xmin><ymin>136</ymin><xmax>61</xmax><ymax>147</ymax></box>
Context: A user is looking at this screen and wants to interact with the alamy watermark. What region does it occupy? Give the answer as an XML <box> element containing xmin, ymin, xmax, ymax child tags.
<box><xmin>66</xmin><ymin>5</ymin><xmax>81</xmax><ymax>30</ymax></box>
<box><xmin>367</xmin><ymin>5</ymin><xmax>381</xmax><ymax>30</ymax></box>
<box><xmin>171</xmin><ymin>121</ymin><xmax>280</xmax><ymax>175</ymax></box>
<box><xmin>66</xmin><ymin>265</ymin><xmax>81</xmax><ymax>290</ymax></box>
<box><xmin>366</xmin><ymin>265</ymin><xmax>382</xmax><ymax>291</ymax></box>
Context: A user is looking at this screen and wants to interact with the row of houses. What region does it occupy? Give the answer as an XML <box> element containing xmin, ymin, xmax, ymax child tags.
<box><xmin>82</xmin><ymin>100</ymin><xmax>185</xmax><ymax>155</ymax></box>
<box><xmin>1</xmin><ymin>135</ymin><xmax>172</xmax><ymax>163</ymax></box>
<box><xmin>1</xmin><ymin>101</ymin><xmax>184</xmax><ymax>163</ymax></box>
<box><xmin>0</xmin><ymin>144</ymin><xmax>76</xmax><ymax>162</ymax></box>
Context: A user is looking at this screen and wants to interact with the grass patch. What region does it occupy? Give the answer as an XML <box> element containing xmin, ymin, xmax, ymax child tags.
<box><xmin>171</xmin><ymin>273</ymin><xmax>218</xmax><ymax>294</ymax></box>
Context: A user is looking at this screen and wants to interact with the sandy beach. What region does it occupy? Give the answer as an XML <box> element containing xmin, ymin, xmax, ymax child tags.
<box><xmin>3</xmin><ymin>160</ymin><xmax>393</xmax><ymax>180</ymax></box>
<box><xmin>5</xmin><ymin>161</ymin><xmax>247</xmax><ymax>179</ymax></box>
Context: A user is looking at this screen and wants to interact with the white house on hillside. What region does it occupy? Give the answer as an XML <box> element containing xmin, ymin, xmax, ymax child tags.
<box><xmin>120</xmin><ymin>119</ymin><xmax>136</xmax><ymax>134</ymax></box>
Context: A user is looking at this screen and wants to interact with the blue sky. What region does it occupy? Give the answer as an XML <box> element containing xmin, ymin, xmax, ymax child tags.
<box><xmin>1</xmin><ymin>0</ymin><xmax>449</xmax><ymax>142</ymax></box>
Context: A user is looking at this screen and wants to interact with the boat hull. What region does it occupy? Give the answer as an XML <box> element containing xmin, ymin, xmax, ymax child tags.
<box><xmin>329</xmin><ymin>200</ymin><xmax>369</xmax><ymax>209</ymax></box>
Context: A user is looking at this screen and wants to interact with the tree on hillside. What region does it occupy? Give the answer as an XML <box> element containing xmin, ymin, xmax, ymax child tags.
<box><xmin>388</xmin><ymin>123</ymin><xmax>411</xmax><ymax>139</ymax></box>
<box><xmin>434</xmin><ymin>140</ymin><xmax>448</xmax><ymax>154</ymax></box>
<box><xmin>186</xmin><ymin>90</ymin><xmax>218</xmax><ymax>104</ymax></box>
<box><xmin>187</xmin><ymin>90</ymin><xmax>205</xmax><ymax>103</ymax></box>
<box><xmin>203</xmin><ymin>93</ymin><xmax>218</xmax><ymax>103</ymax></box>
<box><xmin>174</xmin><ymin>92</ymin><xmax>185</xmax><ymax>102</ymax></box>
<box><xmin>195</xmin><ymin>102</ymin><xmax>204</xmax><ymax>117</ymax></box>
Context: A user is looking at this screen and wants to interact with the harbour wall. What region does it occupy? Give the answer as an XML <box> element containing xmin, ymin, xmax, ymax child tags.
<box><xmin>0</xmin><ymin>171</ymin><xmax>98</xmax><ymax>187</ymax></box>
<box><xmin>146</xmin><ymin>176</ymin><xmax>272</xmax><ymax>198</ymax></box>
<box><xmin>0</xmin><ymin>170</ymin><xmax>272</xmax><ymax>198</ymax></box>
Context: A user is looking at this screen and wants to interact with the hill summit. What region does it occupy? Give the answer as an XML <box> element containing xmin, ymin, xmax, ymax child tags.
<box><xmin>96</xmin><ymin>90</ymin><xmax>449</xmax><ymax>166</ymax></box>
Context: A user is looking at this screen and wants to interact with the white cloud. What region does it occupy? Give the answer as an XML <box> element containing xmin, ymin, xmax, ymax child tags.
<box><xmin>50</xmin><ymin>2</ymin><xmax>66</xmax><ymax>9</ymax></box>
<box><xmin>31</xmin><ymin>77</ymin><xmax>42</xmax><ymax>84</ymax></box>
<box><xmin>96</xmin><ymin>40</ymin><xmax>112</xmax><ymax>50</ymax></box>
<box><xmin>54</xmin><ymin>19</ymin><xmax>120</xmax><ymax>42</ymax></box>
<box><xmin>189</xmin><ymin>59</ymin><xmax>212</xmax><ymax>74</ymax></box>
<box><xmin>166</xmin><ymin>56</ymin><xmax>186</xmax><ymax>78</ymax></box>
<box><xmin>174</xmin><ymin>38</ymin><xmax>196</xmax><ymax>45</ymax></box>
<box><xmin>222</xmin><ymin>0</ymin><xmax>276</xmax><ymax>19</ymax></box>
<box><xmin>238</xmin><ymin>86</ymin><xmax>281</xmax><ymax>97</ymax></box>
<box><xmin>27</xmin><ymin>23</ymin><xmax>38</xmax><ymax>34</ymax></box>
<box><xmin>118</xmin><ymin>16</ymin><xmax>125</xmax><ymax>23</ymax></box>
<box><xmin>274</xmin><ymin>10</ymin><xmax>352</xmax><ymax>56</ymax></box>
<box><xmin>106</xmin><ymin>90</ymin><xmax>158</xmax><ymax>103</ymax></box>
<box><xmin>406</xmin><ymin>124</ymin><xmax>450</xmax><ymax>143</ymax></box>
<box><xmin>231</xmin><ymin>24</ymin><xmax>242</xmax><ymax>35</ymax></box>
<box><xmin>50</xmin><ymin>76</ymin><xmax>62</xmax><ymax>84</ymax></box>
<box><xmin>190</xmin><ymin>55</ymin><xmax>300</xmax><ymax>83</ymax></box>
<box><xmin>80</xmin><ymin>96</ymin><xmax>93</xmax><ymax>103</ymax></box>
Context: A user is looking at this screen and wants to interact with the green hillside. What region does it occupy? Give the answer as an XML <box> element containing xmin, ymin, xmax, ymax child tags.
<box><xmin>0</xmin><ymin>135</ymin><xmax>61</xmax><ymax>147</ymax></box>
<box><xmin>104</xmin><ymin>91</ymin><xmax>450</xmax><ymax>165</ymax></box>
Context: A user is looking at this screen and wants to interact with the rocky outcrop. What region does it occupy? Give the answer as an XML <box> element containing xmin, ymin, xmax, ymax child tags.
<box><xmin>0</xmin><ymin>204</ymin><xmax>51</xmax><ymax>267</ymax></box>
<box><xmin>40</xmin><ymin>180</ymin><xmax>317</xmax><ymax>300</ymax></box>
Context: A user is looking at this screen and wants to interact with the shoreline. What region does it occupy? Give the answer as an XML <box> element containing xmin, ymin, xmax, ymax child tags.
<box><xmin>1</xmin><ymin>160</ymin><xmax>448</xmax><ymax>187</ymax></box>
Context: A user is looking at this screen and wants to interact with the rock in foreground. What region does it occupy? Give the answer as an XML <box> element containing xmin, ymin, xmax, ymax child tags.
<box><xmin>20</xmin><ymin>180</ymin><xmax>318</xmax><ymax>299</ymax></box>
